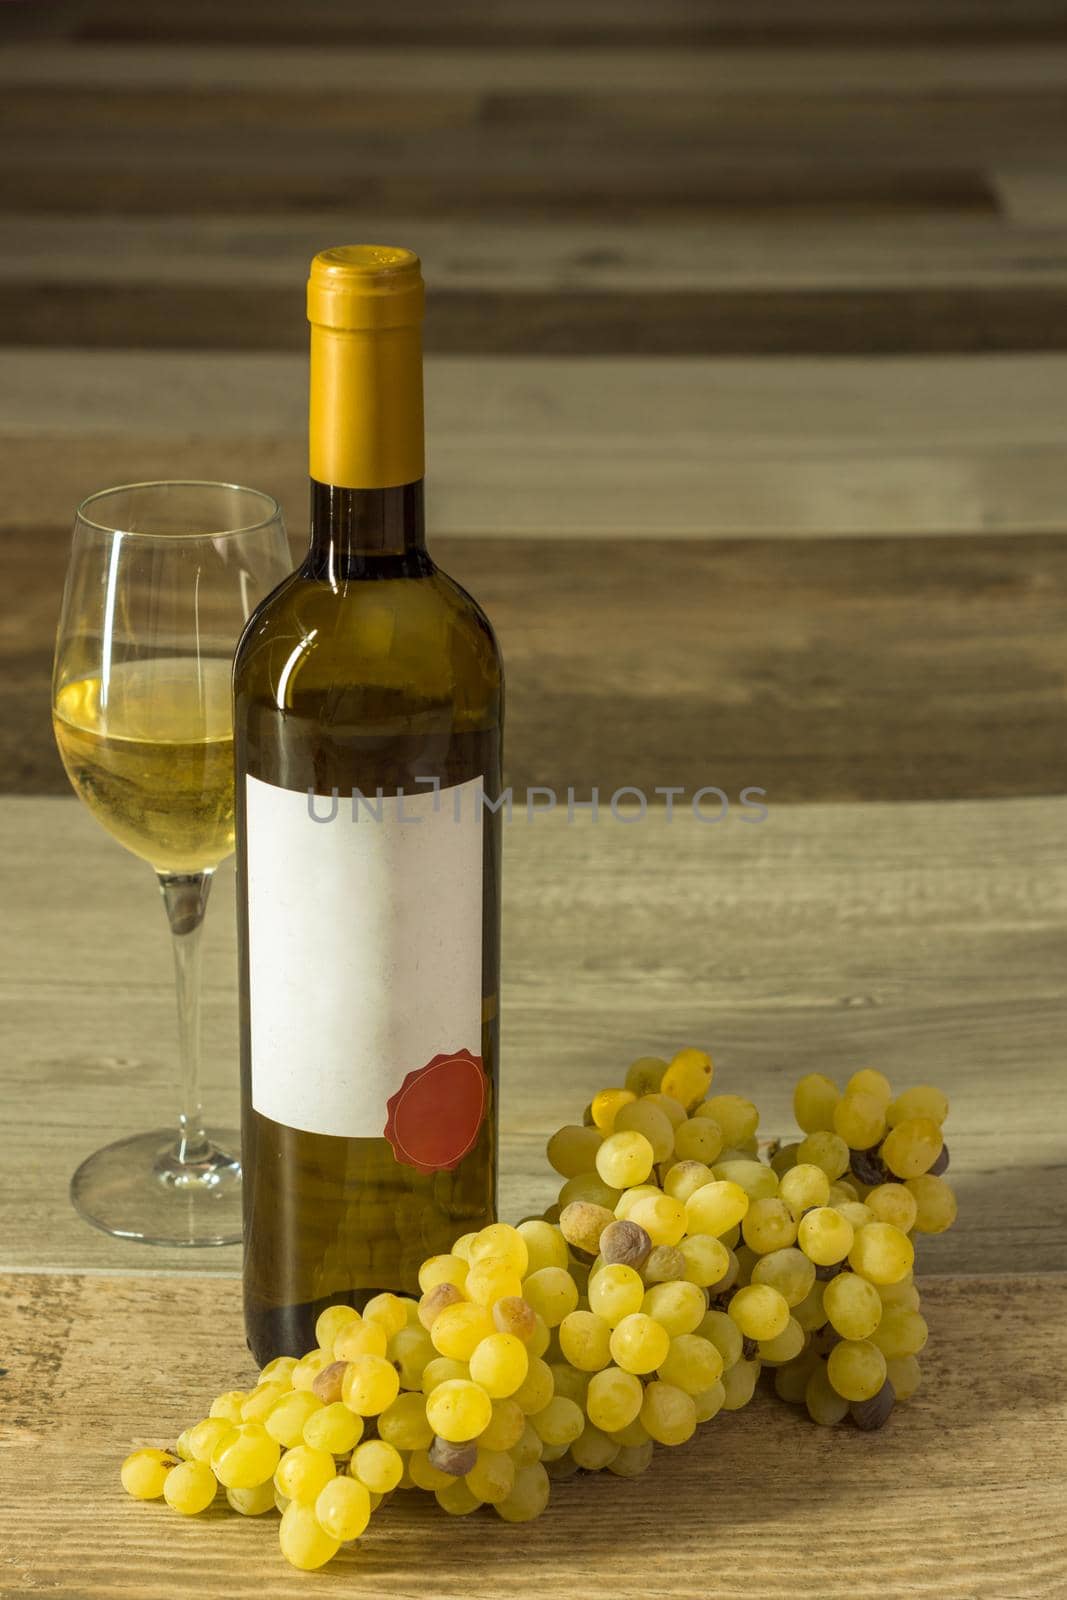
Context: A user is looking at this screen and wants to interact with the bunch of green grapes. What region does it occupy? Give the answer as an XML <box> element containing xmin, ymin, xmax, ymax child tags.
<box><xmin>120</xmin><ymin>1049</ymin><xmax>959</xmax><ymax>1566</ymax></box>
<box><xmin>122</xmin><ymin>1220</ymin><xmax>558</xmax><ymax>1568</ymax></box>
<box><xmin>763</xmin><ymin>1068</ymin><xmax>957</xmax><ymax>1428</ymax></box>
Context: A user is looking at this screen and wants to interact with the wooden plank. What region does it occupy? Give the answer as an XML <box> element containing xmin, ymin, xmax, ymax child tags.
<box><xmin>5</xmin><ymin>42</ymin><xmax>1067</xmax><ymax>95</ymax></box>
<box><xmin>4</xmin><ymin>351</ymin><xmax>1067</xmax><ymax>539</ymax></box>
<box><xmin>1</xmin><ymin>1270</ymin><xmax>1065</xmax><ymax>1598</ymax></box>
<box><xmin>1</xmin><ymin>796</ymin><xmax>1063</xmax><ymax>1275</ymax></box>
<box><xmin>7</xmin><ymin>279</ymin><xmax>1067</xmax><ymax>356</ymax></box>
<box><xmin>10</xmin><ymin>525</ymin><xmax>1067</xmax><ymax>803</ymax></box>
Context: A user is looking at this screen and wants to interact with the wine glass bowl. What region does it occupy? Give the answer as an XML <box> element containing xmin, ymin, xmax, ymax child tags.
<box><xmin>52</xmin><ymin>481</ymin><xmax>292</xmax><ymax>1246</ymax></box>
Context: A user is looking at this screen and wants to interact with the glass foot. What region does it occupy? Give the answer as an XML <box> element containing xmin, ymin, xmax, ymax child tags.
<box><xmin>70</xmin><ymin>1128</ymin><xmax>242</xmax><ymax>1246</ymax></box>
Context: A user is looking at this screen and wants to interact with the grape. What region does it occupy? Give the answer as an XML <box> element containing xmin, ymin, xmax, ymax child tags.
<box><xmin>390</xmin><ymin>1325</ymin><xmax>435</xmax><ymax>1391</ymax></box>
<box><xmin>211</xmin><ymin>1423</ymin><xmax>280</xmax><ymax>1490</ymax></box>
<box><xmin>315</xmin><ymin>1303</ymin><xmax>360</xmax><ymax>1352</ymax></box>
<box><xmin>350</xmin><ymin>1439</ymin><xmax>404</xmax><ymax>1494</ymax></box>
<box><xmin>559</xmin><ymin>1173</ymin><xmax>621</xmax><ymax>1212</ymax></box>
<box><xmin>260</xmin><ymin>1355</ymin><xmax>298</xmax><ymax>1385</ymax></box>
<box><xmin>829</xmin><ymin>1178</ymin><xmax>859</xmax><ymax>1203</ymax></box>
<box><xmin>871</xmin><ymin>1308</ymin><xmax>928</xmax><ymax>1359</ymax></box>
<box><xmin>742</xmin><ymin>1197</ymin><xmax>797</xmax><ymax>1254</ymax></box>
<box><xmin>701</xmin><ymin>1094</ymin><xmax>758</xmax><ymax>1146</ymax></box>
<box><xmin>673</xmin><ymin>1117</ymin><xmax>725</xmax><ymax>1165</ymax></box>
<box><xmin>509</xmin><ymin>1420</ymin><xmax>544</xmax><ymax>1465</ymax></box>
<box><xmin>865</xmin><ymin>1182</ymin><xmax>919</xmax><ymax>1232</ymax></box>
<box><xmin>778</xmin><ymin>1162</ymin><xmax>831</xmax><ymax>1217</ymax></box>
<box><xmin>609</xmin><ymin>1312</ymin><xmax>671</xmax><ymax>1375</ymax></box>
<box><xmin>608</xmin><ymin>1441</ymin><xmax>655</xmax><ymax>1477</ymax></box>
<box><xmin>846</xmin><ymin>1068</ymin><xmax>892</xmax><ymax>1104</ymax></box>
<box><xmin>425</xmin><ymin>1378</ymin><xmax>493</xmax><ymax>1442</ymax></box>
<box><xmin>750</xmin><ymin>1246</ymin><xmax>815</xmax><ymax>1308</ymax></box>
<box><xmin>315</xmin><ymin>1476</ymin><xmax>372</xmax><ymax>1542</ymax></box>
<box><xmin>262</xmin><ymin>1391</ymin><xmax>321</xmax><ymax>1450</ymax></box>
<box><xmin>678</xmin><ymin>1233</ymin><xmax>730</xmax><ymax>1288</ymax></box>
<box><xmin>469</xmin><ymin>1223</ymin><xmax>530</xmax><ymax>1278</ymax></box>
<box><xmin>428</xmin><ymin>1434</ymin><xmax>479</xmax><ymax>1476</ymax></box>
<box><xmin>641</xmin><ymin>1244</ymin><xmax>687</xmax><ymax>1284</ymax></box>
<box><xmin>728</xmin><ymin>1284</ymin><xmax>790</xmax><ymax>1342</ymax></box>
<box><xmin>512</xmin><ymin>1355</ymin><xmax>555</xmax><ymax>1416</ymax></box>
<box><xmin>570</xmin><ymin>1423</ymin><xmax>619</xmax><ymax>1471</ymax></box>
<box><xmin>880</xmin><ymin>1118</ymin><xmax>943</xmax><ymax>1180</ymax></box>
<box><xmin>377</xmin><ymin>1391</ymin><xmax>435</xmax><ymax>1451</ymax></box>
<box><xmin>609</xmin><ymin>1416</ymin><xmax>651</xmax><ymax>1448</ymax></box>
<box><xmin>906</xmin><ymin>1174</ymin><xmax>958</xmax><ymax>1233</ymax></box>
<box><xmin>465</xmin><ymin>1257</ymin><xmax>524</xmax><ymax>1307</ymax></box>
<box><xmin>614</xmin><ymin>1099</ymin><xmax>676</xmax><ymax>1163</ymax></box>
<box><xmin>495</xmin><ymin>1461</ymin><xmax>551</xmax><ymax>1522</ymax></box>
<box><xmin>833</xmin><ymin>1091</ymin><xmax>886</xmax><ymax>1151</ymax></box>
<box><xmin>793</xmin><ymin>1073</ymin><xmax>841</xmax><ymax>1133</ymax></box>
<box><xmin>641</xmin><ymin>1381</ymin><xmax>697</xmax><ymax>1446</ymax></box>
<box><xmin>804</xmin><ymin>1360</ymin><xmax>849</xmax><ymax>1426</ymax></box>
<box><xmin>720</xmin><ymin>1357</ymin><xmax>760</xmax><ymax>1411</ymax></box>
<box><xmin>886</xmin><ymin>1354</ymin><xmax>922</xmax><ymax>1400</ymax></box>
<box><xmin>797</xmin><ymin>1206</ymin><xmax>854</xmax><ymax>1266</ymax></box>
<box><xmin>550</xmin><ymin>1362</ymin><xmax>591</xmax><ymax>1407</ymax></box>
<box><xmin>848</xmin><ymin>1221</ymin><xmax>914</xmax><ymax>1286</ymax></box>
<box><xmin>240</xmin><ymin>1383</ymin><xmax>286</xmax><ymax>1424</ymax></box>
<box><xmin>559</xmin><ymin>1200</ymin><xmax>614</xmax><ymax>1255</ymax></box>
<box><xmin>419</xmin><ymin>1283</ymin><xmax>465</xmax><ymax>1332</ymax></box>
<box><xmin>209</xmin><ymin>1390</ymin><xmax>247</xmax><ymax>1424</ymax></box>
<box><xmin>291</xmin><ymin>1349</ymin><xmax>334</xmax><ymax>1391</ymax></box>
<box><xmin>278</xmin><ymin>1501</ymin><xmax>340</xmax><ymax>1571</ymax></box>
<box><xmin>588</xmin><ymin>1262</ymin><xmax>645</xmax><ymax>1326</ymax></box>
<box><xmin>469</xmin><ymin>1333</ymin><xmax>530</xmax><ymax>1398</ymax></box>
<box><xmin>421</xmin><ymin>1355</ymin><xmax>469</xmax><ymax>1394</ymax></box>
<box><xmin>770</xmin><ymin>1142</ymin><xmax>800</xmax><ymax>1176</ymax></box>
<box><xmin>452</xmin><ymin>1231</ymin><xmax>478</xmax><ymax>1261</ymax></box>
<box><xmin>408</xmin><ymin>1449</ymin><xmax>452</xmax><ymax>1492</ymax></box>
<box><xmin>309</xmin><ymin>1360</ymin><xmax>348</xmax><ymax>1406</ymax></box>
<box><xmin>302</xmin><ymin>1401</ymin><xmax>363</xmax><ymax>1455</ymax></box>
<box><xmin>522</xmin><ymin>1267</ymin><xmax>579</xmax><ymax>1328</ymax></box>
<box><xmin>823</xmin><ymin>1272</ymin><xmax>882</xmax><ymax>1341</ymax></box>
<box><xmin>588</xmin><ymin>1086</ymin><xmax>635</xmax><ymax>1133</ymax></box>
<box><xmin>693</xmin><ymin>1380</ymin><xmax>726</xmax><ymax>1423</ymax></box>
<box><xmin>479</xmin><ymin>1398</ymin><xmax>526</xmax><ymax>1453</ymax></box>
<box><xmin>586</xmin><ymin>1365</ymin><xmax>644</xmax><ymax>1431</ymax></box>
<box><xmin>662</xmin><ymin>1160</ymin><xmax>714</xmax><ymax>1204</ymax></box>
<box><xmin>851</xmin><ymin>1378</ymin><xmax>896</xmax><ymax>1431</ymax></box>
<box><xmin>120</xmin><ymin>1448</ymin><xmax>175</xmax><ymax>1500</ymax></box>
<box><xmin>646</xmin><ymin>1092</ymin><xmax>688</xmax><ymax>1129</ymax></box>
<box><xmin>226</xmin><ymin>1480</ymin><xmax>276</xmax><ymax>1516</ymax></box>
<box><xmin>876</xmin><ymin>1274</ymin><xmax>918</xmax><ymax>1308</ymax></box>
<box><xmin>596</xmin><ymin>1130</ymin><xmax>655</xmax><ymax>1189</ymax></box>
<box><xmin>515</xmin><ymin>1224</ymin><xmax>569</xmax><ymax>1283</ymax></box>
<box><xmin>429</xmin><ymin>1301</ymin><xmax>495</xmax><ymax>1360</ymax></box>
<box><xmin>531</xmin><ymin>1395</ymin><xmax>584</xmax><ymax>1446</ymax></box>
<box><xmin>599</xmin><ymin>1219</ymin><xmax>652</xmax><ymax>1270</ymax></box>
<box><xmin>333</xmin><ymin>1319</ymin><xmax>387</xmax><ymax>1363</ymax></box>
<box><xmin>642</xmin><ymin>1280</ymin><xmax>707</xmax><ymax>1338</ymax></box>
<box><xmin>418</xmin><ymin>1252</ymin><xmax>470</xmax><ymax>1293</ymax></box>
<box><xmin>887</xmin><ymin>1085</ymin><xmax>948</xmax><ymax>1127</ymax></box>
<box><xmin>796</xmin><ymin>1131</ymin><xmax>850</xmax><ymax>1181</ymax></box>
<box><xmin>435</xmin><ymin>1479</ymin><xmax>482</xmax><ymax>1516</ymax></box>
<box><xmin>466</xmin><ymin>1447</ymin><xmax>516</xmax><ymax>1504</ymax></box>
<box><xmin>713</xmin><ymin>1160</ymin><xmax>778</xmax><ymax>1201</ymax></box>
<box><xmin>792</xmin><ymin>1281</ymin><xmax>828</xmax><ymax>1332</ymax></box>
<box><xmin>614</xmin><ymin>1184</ymin><xmax>661</xmax><ymax>1220</ymax></box>
<box><xmin>757</xmin><ymin>1317</ymin><xmax>805</xmax><ymax>1365</ymax></box>
<box><xmin>835</xmin><ymin>1201</ymin><xmax>874</xmax><ymax>1231</ymax></box>
<box><xmin>685</xmin><ymin>1179</ymin><xmax>749</xmax><ymax>1236</ymax></box>
<box><xmin>657</xmin><ymin>1332</ymin><xmax>724</xmax><ymax>1394</ymax></box>
<box><xmin>660</xmin><ymin>1047</ymin><xmax>714</xmax><ymax>1109</ymax></box>
<box><xmin>559</xmin><ymin>1310</ymin><xmax>612</xmax><ymax>1372</ymax></box>
<box><xmin>827</xmin><ymin>1338</ymin><xmax>887</xmax><ymax>1402</ymax></box>
<box><xmin>699</xmin><ymin>1308</ymin><xmax>744</xmax><ymax>1369</ymax></box>
<box><xmin>625</xmin><ymin>1056</ymin><xmax>668</xmax><ymax>1095</ymax></box>
<box><xmin>626</xmin><ymin>1193</ymin><xmax>687</xmax><ymax>1248</ymax></box>
<box><xmin>275</xmin><ymin>1444</ymin><xmax>336</xmax><ymax>1504</ymax></box>
<box><xmin>546</xmin><ymin>1123</ymin><xmax>605</xmax><ymax>1180</ymax></box>
<box><xmin>773</xmin><ymin>1349</ymin><xmax>819</xmax><ymax>1405</ymax></box>
<box><xmin>342</xmin><ymin>1354</ymin><xmax>401</xmax><ymax>1417</ymax></box>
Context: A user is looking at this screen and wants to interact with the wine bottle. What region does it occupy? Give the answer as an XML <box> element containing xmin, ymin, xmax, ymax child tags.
<box><xmin>234</xmin><ymin>246</ymin><xmax>503</xmax><ymax>1363</ymax></box>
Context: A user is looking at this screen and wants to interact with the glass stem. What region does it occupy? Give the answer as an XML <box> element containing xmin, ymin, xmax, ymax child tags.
<box><xmin>157</xmin><ymin>870</ymin><xmax>214</xmax><ymax>1163</ymax></box>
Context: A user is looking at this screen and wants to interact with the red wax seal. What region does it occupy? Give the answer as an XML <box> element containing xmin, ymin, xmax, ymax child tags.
<box><xmin>384</xmin><ymin>1049</ymin><xmax>487</xmax><ymax>1174</ymax></box>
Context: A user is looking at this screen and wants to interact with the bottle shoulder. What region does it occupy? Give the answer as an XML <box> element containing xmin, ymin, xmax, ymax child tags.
<box><xmin>233</xmin><ymin>561</ymin><xmax>502</xmax><ymax>725</ymax></box>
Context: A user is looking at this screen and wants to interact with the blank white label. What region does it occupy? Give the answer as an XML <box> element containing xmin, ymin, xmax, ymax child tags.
<box><xmin>246</xmin><ymin>774</ymin><xmax>484</xmax><ymax>1138</ymax></box>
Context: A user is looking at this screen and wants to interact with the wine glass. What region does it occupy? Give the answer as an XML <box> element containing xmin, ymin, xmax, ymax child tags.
<box><xmin>52</xmin><ymin>481</ymin><xmax>292</xmax><ymax>1246</ymax></box>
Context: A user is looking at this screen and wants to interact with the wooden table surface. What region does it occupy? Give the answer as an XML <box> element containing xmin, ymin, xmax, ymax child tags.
<box><xmin>2</xmin><ymin>0</ymin><xmax>1066</xmax><ymax>1595</ymax></box>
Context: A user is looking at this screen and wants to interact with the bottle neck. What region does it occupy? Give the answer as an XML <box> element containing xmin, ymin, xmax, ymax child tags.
<box><xmin>306</xmin><ymin>478</ymin><xmax>431</xmax><ymax>580</ymax></box>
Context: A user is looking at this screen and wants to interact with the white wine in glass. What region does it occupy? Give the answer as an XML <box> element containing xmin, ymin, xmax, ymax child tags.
<box><xmin>52</xmin><ymin>481</ymin><xmax>291</xmax><ymax>1246</ymax></box>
